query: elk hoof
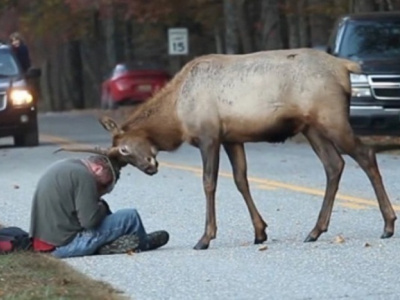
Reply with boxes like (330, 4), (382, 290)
(304, 235), (318, 243)
(381, 231), (394, 239)
(254, 238), (266, 244)
(193, 241), (210, 250)
(254, 233), (268, 244)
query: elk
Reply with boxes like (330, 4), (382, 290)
(57, 48), (400, 250)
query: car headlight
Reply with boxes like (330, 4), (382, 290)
(350, 74), (368, 83)
(10, 89), (33, 106)
(352, 87), (371, 97)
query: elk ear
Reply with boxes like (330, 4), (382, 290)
(99, 116), (123, 136)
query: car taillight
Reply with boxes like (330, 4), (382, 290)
(115, 79), (131, 90)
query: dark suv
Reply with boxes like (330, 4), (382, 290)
(0, 43), (41, 146)
(326, 11), (400, 135)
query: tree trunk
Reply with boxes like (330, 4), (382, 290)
(257, 0), (285, 50)
(124, 20), (135, 61)
(224, 0), (239, 54)
(103, 12), (117, 70)
(68, 40), (84, 109)
(285, 0), (300, 48)
(236, 0), (253, 53)
(350, 0), (377, 12)
(214, 24), (224, 54)
(278, 0), (290, 49)
(297, 0), (311, 47)
(52, 47), (65, 111)
(40, 60), (52, 111)
(80, 39), (104, 108)
(379, 0), (394, 10)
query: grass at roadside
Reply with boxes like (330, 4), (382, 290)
(0, 251), (127, 300)
(0, 224), (127, 300)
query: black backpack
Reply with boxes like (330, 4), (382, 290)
(0, 226), (32, 254)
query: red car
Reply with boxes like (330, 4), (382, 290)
(101, 61), (170, 109)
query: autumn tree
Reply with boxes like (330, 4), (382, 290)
(0, 0), (397, 111)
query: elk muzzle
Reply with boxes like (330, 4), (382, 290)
(143, 156), (158, 175)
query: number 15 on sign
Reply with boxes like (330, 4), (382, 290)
(168, 28), (189, 55)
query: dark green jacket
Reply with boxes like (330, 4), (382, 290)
(29, 158), (108, 246)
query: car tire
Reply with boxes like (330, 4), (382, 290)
(101, 90), (117, 110)
(14, 123), (39, 147)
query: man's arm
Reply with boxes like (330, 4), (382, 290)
(74, 176), (108, 230)
(99, 198), (112, 215)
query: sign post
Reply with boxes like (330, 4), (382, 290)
(168, 28), (189, 56)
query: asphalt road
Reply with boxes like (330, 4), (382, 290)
(2, 110), (400, 300)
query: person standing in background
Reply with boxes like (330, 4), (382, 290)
(9, 32), (31, 73)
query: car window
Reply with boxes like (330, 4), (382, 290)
(339, 20), (400, 59)
(0, 51), (19, 76)
(111, 64), (128, 78)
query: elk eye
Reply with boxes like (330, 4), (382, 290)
(146, 157), (152, 163)
(119, 145), (130, 156)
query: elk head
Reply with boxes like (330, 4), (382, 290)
(98, 116), (159, 176)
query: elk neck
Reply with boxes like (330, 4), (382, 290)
(122, 88), (184, 151)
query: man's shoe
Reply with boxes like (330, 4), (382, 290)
(97, 234), (140, 255)
(142, 230), (169, 251)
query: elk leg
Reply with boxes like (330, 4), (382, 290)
(303, 127), (345, 242)
(223, 142), (268, 244)
(194, 137), (221, 250)
(328, 128), (397, 239)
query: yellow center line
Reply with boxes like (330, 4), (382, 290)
(189, 167), (367, 208)
(40, 134), (93, 148)
(40, 134), (400, 211)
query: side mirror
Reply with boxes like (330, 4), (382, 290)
(26, 67), (41, 78)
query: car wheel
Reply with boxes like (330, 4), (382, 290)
(101, 90), (117, 110)
(14, 123), (39, 147)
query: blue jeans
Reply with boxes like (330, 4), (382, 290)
(51, 208), (148, 258)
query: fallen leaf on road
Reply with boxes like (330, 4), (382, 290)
(334, 235), (345, 244)
(126, 250), (135, 255)
(258, 245), (268, 251)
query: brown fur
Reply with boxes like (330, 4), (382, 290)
(97, 48), (399, 250)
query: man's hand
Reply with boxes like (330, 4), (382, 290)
(99, 198), (112, 215)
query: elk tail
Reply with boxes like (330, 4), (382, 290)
(338, 57), (363, 74)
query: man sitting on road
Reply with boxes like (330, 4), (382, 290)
(29, 155), (169, 258)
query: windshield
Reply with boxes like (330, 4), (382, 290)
(0, 51), (19, 76)
(339, 20), (400, 59)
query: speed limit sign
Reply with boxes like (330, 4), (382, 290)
(168, 28), (189, 55)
